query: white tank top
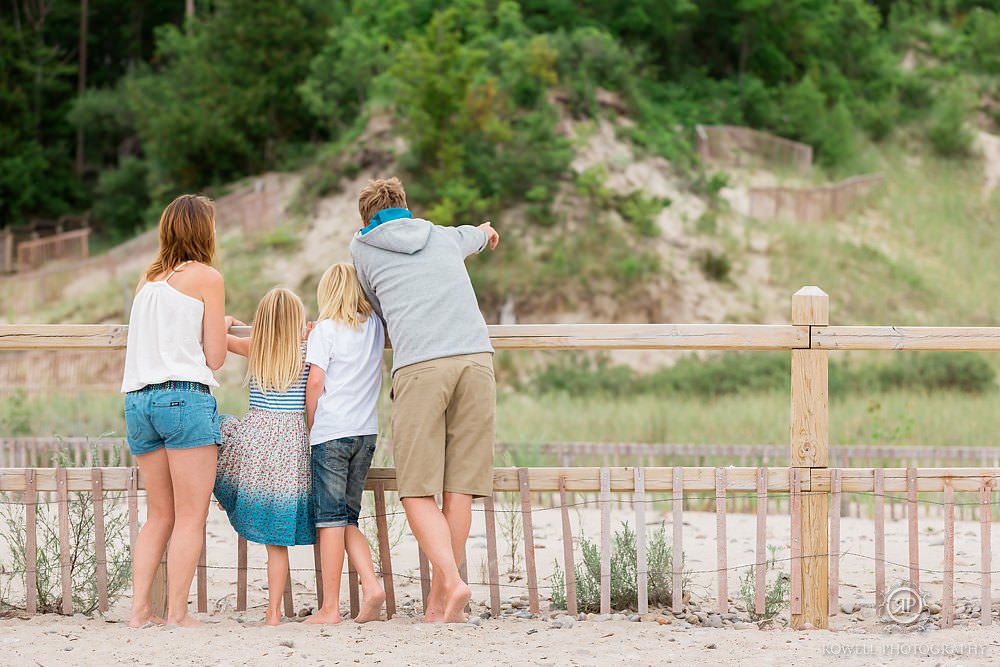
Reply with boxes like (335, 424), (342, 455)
(120, 262), (219, 393)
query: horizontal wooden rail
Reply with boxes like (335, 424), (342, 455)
(12, 322), (1000, 352)
(0, 323), (810, 351)
(0, 466), (806, 493)
(11, 465), (996, 494)
(812, 326), (1000, 351)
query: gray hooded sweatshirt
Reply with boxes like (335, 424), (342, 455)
(350, 217), (493, 374)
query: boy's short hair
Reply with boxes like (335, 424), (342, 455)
(358, 177), (408, 225)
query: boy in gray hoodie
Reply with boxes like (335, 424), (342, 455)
(350, 177), (499, 623)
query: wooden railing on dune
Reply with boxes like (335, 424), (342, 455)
(4, 286), (1000, 630)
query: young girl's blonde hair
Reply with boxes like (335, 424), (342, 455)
(145, 194), (216, 281)
(247, 288), (306, 393)
(316, 263), (372, 329)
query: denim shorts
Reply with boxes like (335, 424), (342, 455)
(124, 388), (221, 456)
(311, 435), (377, 528)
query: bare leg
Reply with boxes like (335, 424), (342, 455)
(264, 545), (289, 626)
(164, 445), (217, 627)
(402, 496), (470, 623)
(442, 492), (472, 570)
(304, 527), (345, 624)
(129, 449), (173, 628)
(345, 526), (385, 622)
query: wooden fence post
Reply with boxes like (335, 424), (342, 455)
(790, 286), (829, 630)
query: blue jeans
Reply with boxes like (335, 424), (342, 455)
(311, 435), (377, 528)
(125, 389), (221, 456)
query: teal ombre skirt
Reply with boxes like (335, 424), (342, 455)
(214, 408), (315, 546)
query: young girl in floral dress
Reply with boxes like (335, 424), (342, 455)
(213, 287), (314, 625)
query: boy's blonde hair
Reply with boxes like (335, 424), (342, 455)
(316, 263), (372, 329)
(145, 194), (216, 281)
(358, 177), (407, 226)
(247, 288), (306, 393)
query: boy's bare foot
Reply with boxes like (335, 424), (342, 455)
(442, 582), (471, 624)
(127, 609), (165, 628)
(303, 608), (341, 625)
(354, 587), (386, 623)
(167, 614), (203, 628)
(265, 609), (282, 626)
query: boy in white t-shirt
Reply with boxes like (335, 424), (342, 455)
(303, 263), (386, 625)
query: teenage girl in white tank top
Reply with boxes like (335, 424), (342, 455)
(122, 194), (235, 629)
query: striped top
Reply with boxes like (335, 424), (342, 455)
(248, 348), (308, 413)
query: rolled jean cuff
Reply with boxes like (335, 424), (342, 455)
(315, 520), (351, 528)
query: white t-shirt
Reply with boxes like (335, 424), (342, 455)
(305, 316), (384, 445)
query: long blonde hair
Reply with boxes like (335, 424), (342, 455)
(247, 288), (306, 393)
(145, 194), (216, 281)
(316, 263), (372, 329)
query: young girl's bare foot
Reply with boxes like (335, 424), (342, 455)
(127, 608), (165, 628)
(354, 587), (386, 623)
(303, 608), (341, 625)
(265, 609), (282, 626)
(442, 582), (471, 623)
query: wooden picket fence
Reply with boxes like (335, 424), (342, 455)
(749, 173), (884, 222)
(695, 125), (813, 171)
(7, 285), (1000, 629)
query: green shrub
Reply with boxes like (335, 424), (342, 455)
(698, 250), (731, 282)
(531, 351), (996, 399)
(92, 157), (152, 239)
(926, 85), (974, 158)
(737, 545), (789, 622)
(551, 522), (679, 613)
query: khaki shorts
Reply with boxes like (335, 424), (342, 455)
(391, 353), (496, 498)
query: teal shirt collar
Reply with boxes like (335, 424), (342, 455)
(361, 207), (411, 235)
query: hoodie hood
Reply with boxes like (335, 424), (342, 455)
(355, 217), (432, 255)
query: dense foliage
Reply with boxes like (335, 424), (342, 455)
(3, 1), (1000, 237)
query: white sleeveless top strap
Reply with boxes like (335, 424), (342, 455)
(120, 263), (219, 392)
(164, 260), (193, 281)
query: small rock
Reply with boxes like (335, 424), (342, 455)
(840, 602), (860, 615)
(928, 603), (942, 615)
(297, 608), (311, 618)
(706, 615), (723, 628)
(467, 616), (482, 627)
(611, 613), (625, 621)
(595, 614), (612, 622)
(706, 643), (717, 650)
(577, 613), (586, 621)
(655, 616), (671, 625)
(628, 614), (640, 623)
(686, 614), (700, 625)
(551, 616), (575, 629)
(480, 611), (491, 620)
(734, 622), (755, 630)
(64, 647), (74, 652)
(527, 629), (538, 635)
(279, 640), (294, 649)
(513, 610), (533, 619)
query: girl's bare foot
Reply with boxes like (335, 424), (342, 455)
(265, 609), (282, 626)
(303, 608), (341, 625)
(354, 587), (386, 623)
(127, 609), (165, 629)
(442, 582), (471, 624)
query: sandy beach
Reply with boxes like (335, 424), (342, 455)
(3, 501), (1000, 665)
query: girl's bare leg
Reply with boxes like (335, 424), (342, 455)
(128, 449), (174, 628)
(265, 545), (289, 626)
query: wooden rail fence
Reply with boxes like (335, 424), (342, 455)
(7, 286), (1000, 629)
